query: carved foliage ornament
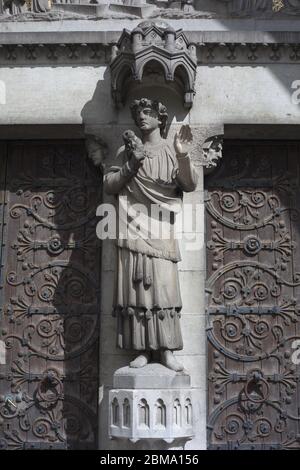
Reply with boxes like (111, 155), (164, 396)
(110, 21), (197, 109)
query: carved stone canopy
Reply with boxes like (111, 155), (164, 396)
(110, 21), (197, 109)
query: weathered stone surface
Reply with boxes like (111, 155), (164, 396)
(113, 363), (191, 389)
(178, 271), (206, 314)
(109, 364), (194, 442)
(3, 0), (300, 22)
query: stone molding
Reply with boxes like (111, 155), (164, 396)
(197, 42), (300, 64)
(0, 42), (109, 64)
(0, 40), (300, 65)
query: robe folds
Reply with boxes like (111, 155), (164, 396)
(104, 140), (198, 351)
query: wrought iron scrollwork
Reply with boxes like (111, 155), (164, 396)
(206, 141), (300, 449)
(0, 141), (101, 449)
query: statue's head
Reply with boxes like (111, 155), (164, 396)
(130, 98), (168, 137)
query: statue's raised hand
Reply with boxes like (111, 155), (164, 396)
(174, 125), (193, 158)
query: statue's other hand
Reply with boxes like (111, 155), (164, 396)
(132, 146), (146, 162)
(128, 146), (146, 172)
(174, 125), (193, 158)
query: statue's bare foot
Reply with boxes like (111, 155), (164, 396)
(130, 353), (150, 368)
(161, 350), (184, 372)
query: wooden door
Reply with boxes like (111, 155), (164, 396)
(206, 141), (300, 450)
(0, 141), (101, 449)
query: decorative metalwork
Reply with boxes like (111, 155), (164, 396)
(206, 141), (300, 449)
(0, 141), (101, 449)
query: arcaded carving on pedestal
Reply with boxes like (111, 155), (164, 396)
(110, 21), (197, 109)
(103, 98), (199, 372)
(109, 364), (194, 443)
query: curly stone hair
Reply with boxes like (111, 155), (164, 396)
(130, 98), (168, 137)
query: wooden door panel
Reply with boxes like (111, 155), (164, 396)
(206, 141), (300, 450)
(0, 141), (101, 450)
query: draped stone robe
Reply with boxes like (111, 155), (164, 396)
(104, 140), (198, 352)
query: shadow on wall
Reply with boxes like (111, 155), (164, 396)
(50, 142), (102, 450)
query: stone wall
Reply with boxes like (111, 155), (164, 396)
(0, 63), (299, 126)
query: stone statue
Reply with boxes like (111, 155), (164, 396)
(104, 98), (198, 372)
(0, 0), (50, 14)
(218, 0), (300, 15)
(31, 0), (50, 13)
(1, 0), (27, 14)
(284, 0), (300, 12)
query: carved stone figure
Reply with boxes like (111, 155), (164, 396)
(284, 0), (300, 11)
(1, 0), (27, 15)
(31, 0), (50, 13)
(0, 0), (50, 14)
(104, 98), (198, 372)
(218, 0), (300, 15)
(86, 134), (108, 171)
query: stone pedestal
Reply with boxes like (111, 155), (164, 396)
(109, 364), (194, 444)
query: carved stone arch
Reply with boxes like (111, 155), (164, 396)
(110, 21), (197, 109)
(111, 60), (135, 109)
(137, 56), (171, 83)
(173, 63), (195, 107)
